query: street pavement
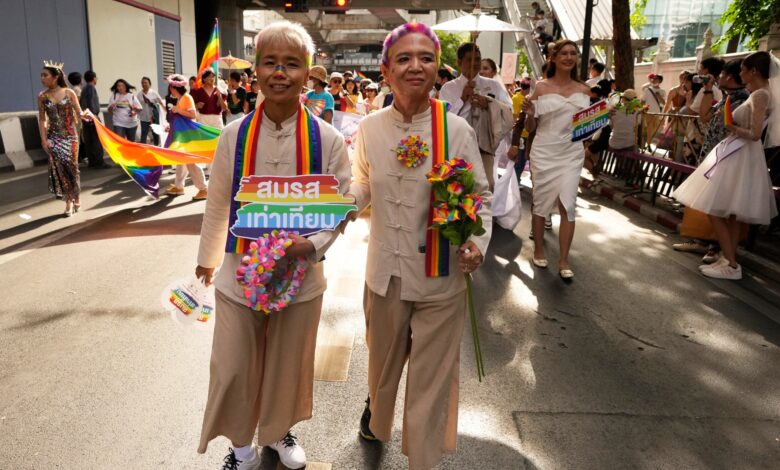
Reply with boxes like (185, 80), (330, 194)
(1, 167), (779, 469)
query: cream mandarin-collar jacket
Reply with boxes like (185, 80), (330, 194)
(350, 103), (493, 302)
(198, 109), (351, 306)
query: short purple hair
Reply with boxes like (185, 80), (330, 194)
(381, 22), (441, 66)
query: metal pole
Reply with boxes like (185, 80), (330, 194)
(580, 0), (594, 81)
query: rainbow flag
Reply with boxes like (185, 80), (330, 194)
(164, 114), (221, 157)
(723, 95), (733, 127)
(92, 119), (213, 198)
(355, 70), (368, 80)
(195, 19), (219, 89)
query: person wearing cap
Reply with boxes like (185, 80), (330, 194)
(328, 71), (345, 112)
(346, 22), (491, 469)
(305, 65), (335, 123)
(195, 20), (351, 469)
(363, 83), (380, 114)
(640, 73), (666, 147)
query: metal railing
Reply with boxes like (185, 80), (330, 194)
(638, 112), (706, 165)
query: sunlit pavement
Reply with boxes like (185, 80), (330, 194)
(1, 170), (779, 469)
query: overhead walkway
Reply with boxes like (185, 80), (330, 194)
(507, 0), (652, 79)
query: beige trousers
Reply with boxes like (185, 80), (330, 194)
(198, 290), (323, 453)
(364, 277), (466, 470)
(481, 152), (495, 191)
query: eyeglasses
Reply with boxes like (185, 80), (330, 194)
(332, 79), (342, 84)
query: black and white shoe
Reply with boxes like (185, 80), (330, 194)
(269, 431), (306, 469)
(359, 396), (377, 441)
(221, 446), (260, 470)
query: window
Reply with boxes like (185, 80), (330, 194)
(161, 40), (176, 76)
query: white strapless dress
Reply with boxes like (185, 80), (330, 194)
(529, 93), (590, 221)
(673, 89), (777, 225)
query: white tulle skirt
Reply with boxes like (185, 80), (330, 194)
(673, 139), (777, 225)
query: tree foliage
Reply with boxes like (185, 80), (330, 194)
(629, 0), (649, 32)
(717, 0), (780, 49)
(438, 32), (468, 69)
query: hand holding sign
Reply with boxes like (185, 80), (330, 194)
(230, 174), (357, 240)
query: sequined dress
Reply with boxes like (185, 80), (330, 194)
(43, 94), (80, 200)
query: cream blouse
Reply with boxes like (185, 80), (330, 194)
(198, 109), (352, 305)
(350, 104), (492, 302)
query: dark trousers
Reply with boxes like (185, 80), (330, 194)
(140, 121), (159, 145)
(114, 125), (137, 142)
(82, 122), (105, 167)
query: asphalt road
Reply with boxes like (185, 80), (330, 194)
(1, 168), (779, 469)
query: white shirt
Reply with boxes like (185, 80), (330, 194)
(690, 85), (723, 114)
(641, 85), (666, 113)
(137, 89), (162, 122)
(109, 92), (142, 128)
(439, 74), (512, 124)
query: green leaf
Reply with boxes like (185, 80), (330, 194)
(462, 172), (475, 193)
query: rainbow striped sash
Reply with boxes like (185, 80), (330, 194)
(225, 102), (322, 253)
(425, 98), (450, 277)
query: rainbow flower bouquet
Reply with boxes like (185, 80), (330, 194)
(427, 158), (487, 381)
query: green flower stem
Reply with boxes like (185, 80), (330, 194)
(465, 273), (485, 382)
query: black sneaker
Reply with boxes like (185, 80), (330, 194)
(359, 396), (377, 441)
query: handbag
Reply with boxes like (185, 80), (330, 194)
(492, 157), (522, 230)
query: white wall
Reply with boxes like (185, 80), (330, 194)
(179, 0), (197, 78)
(87, 0), (158, 101)
(86, 0), (196, 100)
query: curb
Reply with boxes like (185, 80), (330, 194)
(579, 176), (780, 285)
(579, 177), (681, 231)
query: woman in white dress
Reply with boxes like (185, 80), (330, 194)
(523, 39), (591, 279)
(673, 51), (779, 280)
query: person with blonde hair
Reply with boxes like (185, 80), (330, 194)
(195, 20), (351, 469)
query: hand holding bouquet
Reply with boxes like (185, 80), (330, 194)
(427, 158), (487, 381)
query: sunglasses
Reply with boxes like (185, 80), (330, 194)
(331, 79), (342, 84)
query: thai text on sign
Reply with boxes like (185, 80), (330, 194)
(571, 100), (609, 142)
(229, 175), (357, 239)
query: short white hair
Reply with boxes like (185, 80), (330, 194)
(254, 21), (315, 67)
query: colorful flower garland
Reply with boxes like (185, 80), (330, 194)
(396, 135), (430, 168)
(235, 230), (308, 314)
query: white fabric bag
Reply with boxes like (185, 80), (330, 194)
(492, 156), (522, 230)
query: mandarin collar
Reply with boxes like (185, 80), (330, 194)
(388, 101), (432, 126)
(262, 108), (299, 135)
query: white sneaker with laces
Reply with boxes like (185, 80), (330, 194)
(699, 256), (727, 271)
(269, 431), (306, 469)
(221, 445), (261, 470)
(701, 262), (742, 280)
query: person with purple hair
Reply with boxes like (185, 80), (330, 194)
(347, 22), (492, 469)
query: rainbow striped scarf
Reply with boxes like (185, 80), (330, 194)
(225, 102), (322, 253)
(425, 98), (450, 277)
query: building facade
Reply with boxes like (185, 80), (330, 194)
(0, 0), (197, 114)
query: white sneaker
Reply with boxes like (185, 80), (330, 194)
(269, 431), (306, 469)
(701, 262), (742, 280)
(221, 445), (261, 470)
(699, 256), (727, 271)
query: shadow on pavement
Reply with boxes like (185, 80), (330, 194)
(0, 213), (65, 241)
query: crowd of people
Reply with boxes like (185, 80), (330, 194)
(34, 13), (778, 469)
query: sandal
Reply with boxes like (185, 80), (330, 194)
(533, 258), (548, 268)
